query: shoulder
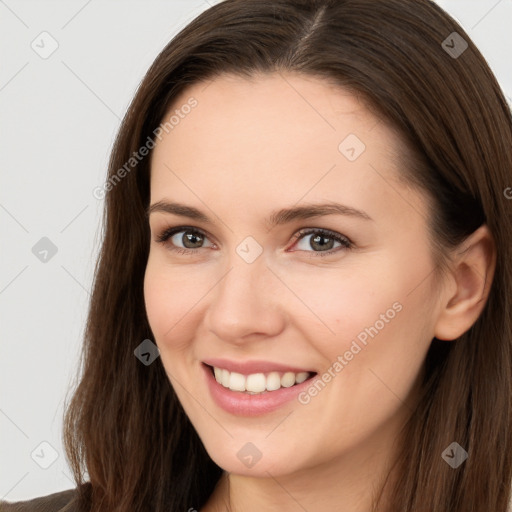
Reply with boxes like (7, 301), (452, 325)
(0, 488), (79, 512)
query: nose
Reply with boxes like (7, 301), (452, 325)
(204, 255), (286, 345)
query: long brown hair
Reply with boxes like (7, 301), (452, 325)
(63, 1), (512, 510)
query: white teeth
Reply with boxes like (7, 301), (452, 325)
(266, 371), (281, 391)
(295, 372), (309, 384)
(246, 373), (266, 393)
(281, 372), (296, 388)
(229, 372), (246, 392)
(221, 368), (230, 388)
(212, 366), (312, 393)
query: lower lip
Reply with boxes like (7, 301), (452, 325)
(202, 363), (316, 416)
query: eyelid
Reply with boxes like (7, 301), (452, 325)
(154, 225), (353, 256)
(291, 227), (352, 246)
(155, 225), (216, 247)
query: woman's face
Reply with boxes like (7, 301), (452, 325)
(144, 73), (444, 478)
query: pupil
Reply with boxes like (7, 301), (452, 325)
(184, 232), (202, 248)
(312, 234), (333, 251)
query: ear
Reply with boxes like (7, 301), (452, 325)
(434, 224), (496, 341)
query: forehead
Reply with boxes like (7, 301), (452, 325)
(152, 73), (399, 177)
(164, 72), (380, 141)
(149, 72), (428, 231)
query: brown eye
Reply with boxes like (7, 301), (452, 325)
(155, 227), (214, 254)
(291, 228), (352, 257)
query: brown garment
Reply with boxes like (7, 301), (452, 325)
(0, 488), (78, 512)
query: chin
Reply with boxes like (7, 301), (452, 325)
(200, 436), (307, 477)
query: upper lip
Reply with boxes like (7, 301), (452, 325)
(203, 358), (316, 375)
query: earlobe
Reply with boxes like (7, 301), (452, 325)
(433, 225), (496, 341)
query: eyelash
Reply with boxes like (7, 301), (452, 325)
(155, 226), (353, 258)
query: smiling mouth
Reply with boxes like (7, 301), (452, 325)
(205, 363), (317, 395)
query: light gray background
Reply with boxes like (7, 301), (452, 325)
(1, 0), (511, 502)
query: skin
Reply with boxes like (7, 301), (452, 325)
(143, 72), (496, 512)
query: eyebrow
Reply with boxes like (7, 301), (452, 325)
(146, 200), (373, 227)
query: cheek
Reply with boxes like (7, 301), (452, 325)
(310, 254), (436, 416)
(277, 262), (398, 348)
(293, 279), (433, 454)
(143, 259), (196, 354)
(144, 240), (435, 364)
(144, 263), (168, 336)
(294, 247), (435, 378)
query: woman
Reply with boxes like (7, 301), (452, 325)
(3, 0), (511, 510)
